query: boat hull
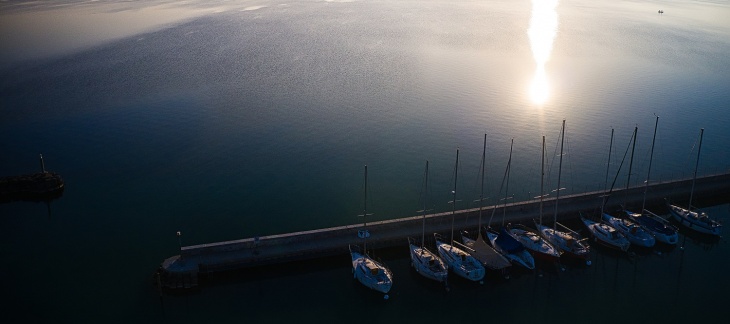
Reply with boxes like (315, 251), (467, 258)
(409, 244), (448, 283)
(351, 250), (393, 294)
(435, 240), (485, 282)
(668, 204), (722, 236)
(581, 217), (630, 252)
(509, 227), (561, 262)
(485, 229), (535, 270)
(534, 223), (590, 261)
(602, 213), (655, 248)
(625, 211), (678, 245)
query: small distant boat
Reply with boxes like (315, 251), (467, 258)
(350, 165), (393, 299)
(667, 129), (722, 236)
(486, 227), (536, 270)
(602, 213), (655, 248)
(0, 154), (64, 203)
(581, 215), (630, 252)
(435, 148), (486, 282)
(408, 161), (448, 285)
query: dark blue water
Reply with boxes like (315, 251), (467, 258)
(1, 1), (729, 323)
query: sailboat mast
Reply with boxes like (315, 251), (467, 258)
(553, 119), (565, 228)
(540, 135), (545, 225)
(478, 134), (486, 234)
(363, 164), (368, 253)
(422, 161), (429, 249)
(624, 126), (638, 206)
(451, 148), (459, 246)
(502, 139), (513, 227)
(642, 115), (659, 213)
(601, 128), (614, 215)
(688, 128), (704, 210)
(604, 128), (614, 192)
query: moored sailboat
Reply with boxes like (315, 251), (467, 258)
(534, 121), (590, 262)
(460, 134), (511, 274)
(408, 161), (449, 285)
(581, 214), (630, 252)
(350, 165), (393, 299)
(623, 115), (671, 245)
(511, 135), (560, 262)
(485, 139), (535, 270)
(435, 148), (486, 282)
(667, 128), (722, 236)
(601, 124), (655, 248)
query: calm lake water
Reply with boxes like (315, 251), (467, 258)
(1, 0), (729, 323)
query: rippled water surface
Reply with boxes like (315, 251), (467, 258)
(1, 0), (729, 323)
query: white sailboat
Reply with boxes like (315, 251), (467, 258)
(408, 160), (449, 285)
(601, 213), (655, 248)
(535, 120), (590, 263)
(625, 115), (678, 245)
(580, 215), (631, 251)
(602, 125), (655, 248)
(667, 128), (722, 236)
(350, 165), (393, 299)
(460, 134), (512, 274)
(485, 139), (535, 270)
(435, 148), (486, 282)
(511, 135), (560, 262)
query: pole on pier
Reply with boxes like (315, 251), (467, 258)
(176, 231), (182, 259)
(39, 154), (46, 173)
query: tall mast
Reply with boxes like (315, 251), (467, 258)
(478, 134), (486, 237)
(539, 135), (545, 226)
(604, 128), (614, 192)
(642, 115), (659, 213)
(363, 165), (368, 252)
(553, 119), (565, 228)
(688, 128), (704, 210)
(502, 139), (514, 226)
(450, 148), (460, 246)
(624, 126), (638, 206)
(421, 160), (429, 249)
(601, 128), (614, 215)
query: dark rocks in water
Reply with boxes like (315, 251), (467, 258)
(0, 172), (65, 203)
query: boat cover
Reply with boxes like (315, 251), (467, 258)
(496, 228), (524, 254)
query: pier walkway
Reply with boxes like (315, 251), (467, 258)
(157, 172), (730, 289)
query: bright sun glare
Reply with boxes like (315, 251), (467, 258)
(528, 0), (559, 105)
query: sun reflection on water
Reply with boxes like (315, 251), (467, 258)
(528, 0), (559, 105)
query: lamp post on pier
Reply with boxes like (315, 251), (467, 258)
(176, 231), (182, 260)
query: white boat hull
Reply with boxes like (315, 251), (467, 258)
(435, 239), (485, 282)
(351, 250), (393, 294)
(534, 223), (590, 260)
(602, 213), (655, 248)
(409, 244), (448, 283)
(581, 217), (630, 252)
(509, 227), (561, 261)
(668, 204), (722, 236)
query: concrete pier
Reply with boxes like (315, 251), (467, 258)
(156, 172), (730, 289)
